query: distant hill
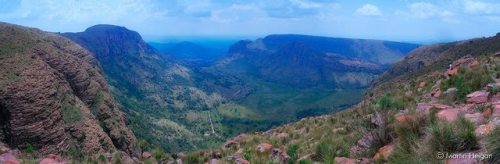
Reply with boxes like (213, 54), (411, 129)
(150, 41), (227, 67)
(214, 34), (419, 89)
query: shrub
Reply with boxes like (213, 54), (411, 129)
(243, 148), (252, 160)
(25, 144), (34, 154)
(486, 127), (500, 163)
(429, 117), (478, 153)
(287, 144), (300, 162)
(376, 94), (403, 111)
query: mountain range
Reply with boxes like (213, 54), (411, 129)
(4, 22), (498, 164)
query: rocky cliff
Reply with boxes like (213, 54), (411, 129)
(0, 22), (136, 155)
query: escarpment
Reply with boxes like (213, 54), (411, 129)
(0, 22), (136, 155)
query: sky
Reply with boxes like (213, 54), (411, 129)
(0, 0), (499, 43)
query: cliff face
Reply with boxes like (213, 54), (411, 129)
(0, 22), (136, 154)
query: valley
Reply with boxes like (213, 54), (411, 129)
(0, 19), (498, 164)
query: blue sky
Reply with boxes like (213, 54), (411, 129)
(0, 0), (499, 43)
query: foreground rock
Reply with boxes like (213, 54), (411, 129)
(0, 22), (136, 154)
(0, 152), (19, 164)
(467, 91), (489, 104)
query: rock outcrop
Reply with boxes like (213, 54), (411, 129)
(0, 22), (135, 155)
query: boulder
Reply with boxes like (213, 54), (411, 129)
(493, 101), (500, 118)
(475, 122), (495, 138)
(0, 152), (19, 164)
(444, 88), (457, 95)
(487, 83), (500, 92)
(482, 107), (492, 118)
(235, 158), (250, 164)
(437, 109), (459, 122)
(39, 154), (66, 164)
(419, 81), (426, 88)
(373, 144), (394, 160)
(256, 143), (273, 152)
(371, 112), (384, 127)
(350, 132), (376, 157)
(467, 91), (489, 104)
(142, 151), (152, 159)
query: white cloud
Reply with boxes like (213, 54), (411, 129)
(290, 0), (322, 9)
(408, 2), (455, 20)
(463, 0), (500, 14)
(355, 4), (382, 16)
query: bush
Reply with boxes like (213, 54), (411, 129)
(287, 144), (300, 162)
(429, 117), (478, 153)
(376, 94), (403, 111)
(486, 127), (500, 163)
(25, 143), (34, 154)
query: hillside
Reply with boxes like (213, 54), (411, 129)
(62, 25), (227, 152)
(150, 41), (225, 67)
(180, 35), (500, 164)
(0, 22), (136, 161)
(195, 35), (419, 130)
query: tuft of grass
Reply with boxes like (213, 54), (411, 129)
(429, 117), (478, 153)
(486, 127), (500, 163)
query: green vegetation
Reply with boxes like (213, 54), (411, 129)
(62, 97), (83, 124)
(441, 66), (494, 102)
(487, 127), (500, 163)
(429, 117), (478, 153)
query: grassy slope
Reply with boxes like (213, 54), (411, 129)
(177, 50), (500, 163)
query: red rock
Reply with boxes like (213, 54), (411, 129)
(235, 158), (250, 164)
(482, 107), (492, 118)
(467, 91), (489, 104)
(475, 122), (495, 137)
(142, 151), (152, 159)
(373, 144), (394, 160)
(334, 157), (357, 164)
(447, 69), (458, 76)
(0, 152), (19, 164)
(257, 143), (272, 152)
(438, 109), (460, 122)
(39, 154), (66, 164)
(493, 101), (500, 117)
(419, 81), (426, 88)
(396, 114), (416, 123)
